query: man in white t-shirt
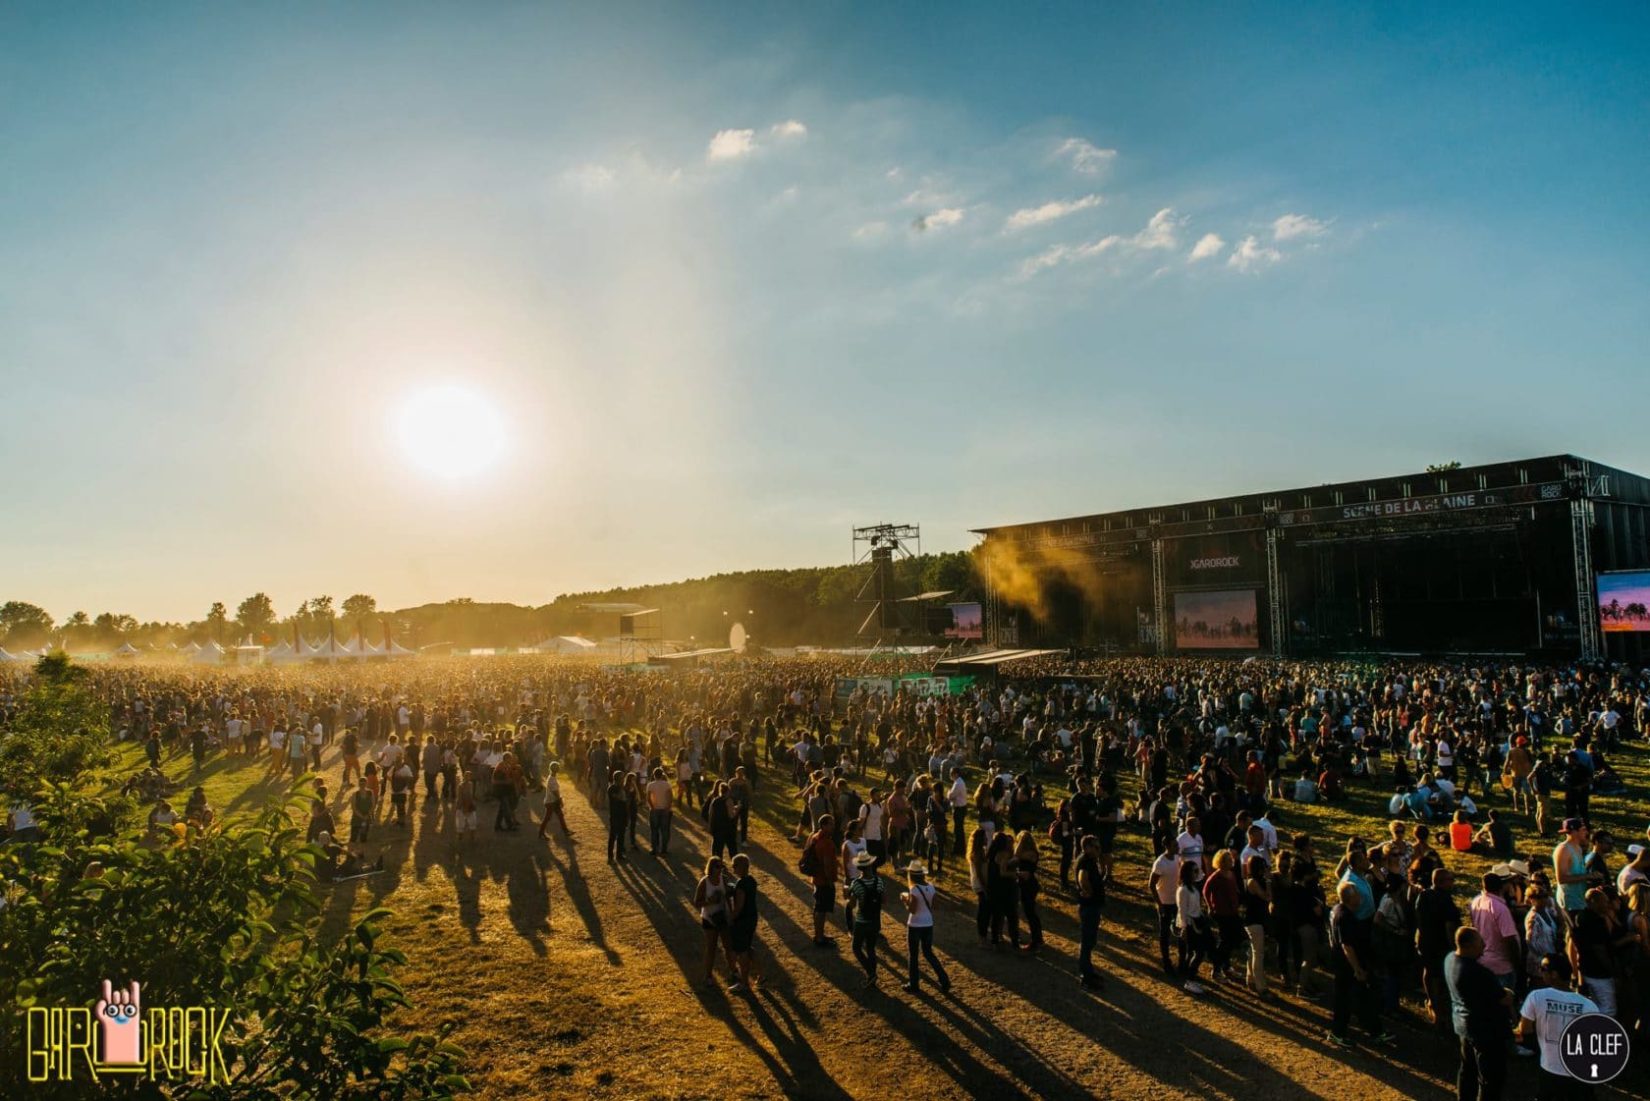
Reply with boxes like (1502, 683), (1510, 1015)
(645, 768), (674, 856)
(947, 769), (969, 856)
(1518, 954), (1597, 1091)
(1176, 818), (1206, 876)
(1148, 836), (1182, 972)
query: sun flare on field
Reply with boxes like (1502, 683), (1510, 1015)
(395, 384), (507, 480)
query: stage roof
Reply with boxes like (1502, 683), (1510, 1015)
(971, 454), (1649, 537)
(896, 590), (955, 603)
(934, 648), (1064, 671)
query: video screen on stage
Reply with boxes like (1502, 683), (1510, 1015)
(1173, 590), (1259, 649)
(1598, 571), (1650, 633)
(944, 602), (984, 640)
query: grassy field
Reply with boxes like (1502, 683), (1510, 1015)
(117, 734), (1650, 1101)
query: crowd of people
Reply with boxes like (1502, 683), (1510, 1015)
(3, 652), (1648, 1097)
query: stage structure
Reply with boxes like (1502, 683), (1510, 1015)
(575, 602), (667, 662)
(853, 523), (920, 638)
(974, 455), (1650, 661)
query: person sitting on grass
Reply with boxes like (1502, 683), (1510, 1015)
(1473, 809), (1514, 860)
(1293, 771), (1319, 804)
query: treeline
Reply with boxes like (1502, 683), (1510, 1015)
(0, 550), (985, 652)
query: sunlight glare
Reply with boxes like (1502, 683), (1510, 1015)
(395, 384), (507, 480)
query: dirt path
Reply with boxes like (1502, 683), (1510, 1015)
(318, 765), (1535, 1101)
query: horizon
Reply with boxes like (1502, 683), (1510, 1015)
(4, 3), (1648, 623)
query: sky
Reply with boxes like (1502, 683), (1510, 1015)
(2, 3), (1648, 624)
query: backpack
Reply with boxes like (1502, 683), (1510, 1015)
(799, 839), (820, 878)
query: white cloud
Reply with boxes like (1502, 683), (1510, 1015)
(1017, 234), (1120, 278)
(1004, 194), (1103, 232)
(1272, 213), (1329, 241)
(770, 119), (808, 139)
(1188, 233), (1225, 262)
(1228, 235), (1283, 273)
(1132, 208), (1182, 250)
(1056, 137), (1117, 175)
(1014, 207), (1179, 278)
(912, 207), (965, 232)
(706, 128), (756, 161)
(563, 163), (616, 191)
(853, 221), (888, 240)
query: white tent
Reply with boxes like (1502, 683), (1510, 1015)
(342, 634), (383, 657)
(113, 642), (141, 659)
(180, 640), (203, 654)
(535, 635), (598, 655)
(0, 647), (25, 663)
(265, 639), (295, 660)
(310, 635), (355, 661)
(386, 640), (418, 659)
(191, 640), (227, 664)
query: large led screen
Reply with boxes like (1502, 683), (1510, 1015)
(945, 602), (984, 640)
(1173, 589), (1259, 650)
(1598, 571), (1650, 633)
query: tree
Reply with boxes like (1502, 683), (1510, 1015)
(0, 653), (112, 799)
(236, 592), (277, 638)
(207, 601), (229, 641)
(309, 595), (335, 623)
(65, 611), (90, 628)
(0, 601), (54, 647)
(91, 613), (137, 639)
(342, 594), (378, 637)
(1425, 461), (1462, 473)
(0, 665), (468, 1099)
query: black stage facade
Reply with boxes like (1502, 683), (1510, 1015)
(973, 455), (1650, 661)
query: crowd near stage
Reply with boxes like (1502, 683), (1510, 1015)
(975, 455), (1650, 663)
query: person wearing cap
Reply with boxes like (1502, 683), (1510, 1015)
(1617, 842), (1650, 896)
(1518, 954), (1598, 1099)
(1445, 926), (1513, 1101)
(1470, 871), (1520, 997)
(900, 860), (951, 994)
(847, 850), (885, 990)
(1554, 819), (1592, 918)
(1583, 830), (1615, 895)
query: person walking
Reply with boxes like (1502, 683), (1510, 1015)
(646, 767), (674, 856)
(537, 762), (572, 840)
(692, 857), (736, 987)
(726, 853), (763, 994)
(803, 815), (840, 946)
(901, 861), (951, 994)
(848, 850), (885, 990)
(606, 771), (628, 863)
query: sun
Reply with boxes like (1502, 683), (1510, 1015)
(395, 385), (507, 479)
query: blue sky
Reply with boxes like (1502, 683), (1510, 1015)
(2, 3), (1647, 622)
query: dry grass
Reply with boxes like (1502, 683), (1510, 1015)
(118, 736), (1650, 1101)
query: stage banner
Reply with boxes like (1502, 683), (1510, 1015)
(835, 676), (895, 701)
